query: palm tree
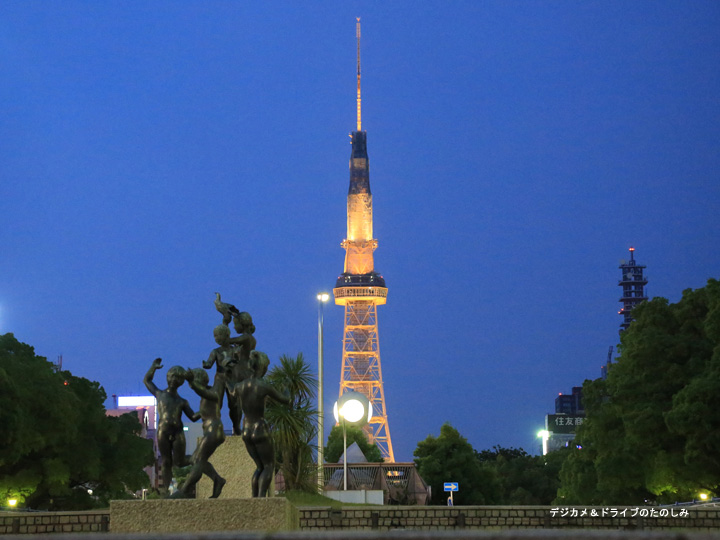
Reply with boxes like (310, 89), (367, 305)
(266, 353), (318, 493)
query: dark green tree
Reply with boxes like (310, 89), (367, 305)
(414, 423), (500, 505)
(476, 446), (568, 505)
(265, 353), (318, 493)
(325, 424), (383, 463)
(0, 333), (154, 509)
(558, 279), (720, 504)
(664, 279), (720, 493)
(555, 442), (602, 504)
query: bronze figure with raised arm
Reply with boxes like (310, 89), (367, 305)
(143, 358), (200, 495)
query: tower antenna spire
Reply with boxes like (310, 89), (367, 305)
(356, 17), (362, 132)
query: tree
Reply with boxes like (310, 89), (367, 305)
(265, 353), (318, 493)
(414, 423), (500, 505)
(663, 279), (720, 492)
(0, 333), (154, 509)
(325, 424), (383, 463)
(558, 279), (720, 504)
(476, 446), (568, 505)
(556, 440), (602, 505)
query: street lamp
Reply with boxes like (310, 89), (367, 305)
(316, 292), (330, 492)
(537, 430), (549, 456)
(334, 390), (371, 490)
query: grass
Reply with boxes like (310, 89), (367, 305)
(283, 490), (380, 508)
(283, 490), (344, 508)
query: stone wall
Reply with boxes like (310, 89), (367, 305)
(0, 510), (109, 534)
(2, 504), (719, 535)
(296, 505), (720, 532)
(109, 498), (296, 533)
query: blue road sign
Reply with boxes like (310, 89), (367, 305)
(444, 482), (459, 492)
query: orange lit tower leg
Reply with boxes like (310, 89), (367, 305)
(332, 18), (395, 463)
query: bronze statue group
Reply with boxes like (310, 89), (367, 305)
(143, 294), (289, 499)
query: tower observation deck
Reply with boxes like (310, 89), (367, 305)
(332, 19), (395, 462)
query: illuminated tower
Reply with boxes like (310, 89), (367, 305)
(618, 246), (648, 333)
(333, 19), (395, 463)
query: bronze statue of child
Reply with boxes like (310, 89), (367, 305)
(234, 350), (289, 497)
(173, 368), (227, 498)
(224, 312), (257, 435)
(202, 324), (235, 409)
(143, 358), (200, 495)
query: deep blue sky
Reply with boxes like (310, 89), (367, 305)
(2, 2), (719, 462)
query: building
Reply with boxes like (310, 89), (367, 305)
(618, 246), (648, 333)
(555, 386), (583, 415)
(106, 395), (159, 489)
(603, 247), (649, 377)
(540, 386), (586, 455)
(332, 19), (395, 462)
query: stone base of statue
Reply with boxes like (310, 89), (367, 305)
(110, 497), (295, 533)
(196, 435), (274, 499)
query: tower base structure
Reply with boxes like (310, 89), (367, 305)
(335, 277), (394, 463)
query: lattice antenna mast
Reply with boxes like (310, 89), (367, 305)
(618, 246), (648, 334)
(356, 18), (362, 132)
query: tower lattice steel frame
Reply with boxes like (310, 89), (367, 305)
(332, 19), (395, 462)
(618, 246), (648, 333)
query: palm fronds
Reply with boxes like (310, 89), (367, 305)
(266, 353), (319, 493)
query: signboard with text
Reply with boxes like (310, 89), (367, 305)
(547, 414), (584, 434)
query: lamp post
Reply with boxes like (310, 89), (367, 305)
(537, 429), (549, 456)
(316, 292), (330, 492)
(333, 390), (371, 490)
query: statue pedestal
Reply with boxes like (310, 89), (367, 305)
(110, 435), (288, 533)
(110, 498), (295, 533)
(196, 435), (274, 499)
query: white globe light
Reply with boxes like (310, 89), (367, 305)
(340, 399), (365, 423)
(333, 391), (370, 427)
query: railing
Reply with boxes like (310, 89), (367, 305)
(618, 275), (648, 284)
(333, 287), (388, 299)
(321, 463), (429, 505)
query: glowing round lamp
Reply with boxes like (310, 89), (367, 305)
(333, 390), (372, 491)
(7, 499), (17, 508)
(333, 391), (371, 427)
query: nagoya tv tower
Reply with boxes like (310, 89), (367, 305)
(333, 18), (395, 462)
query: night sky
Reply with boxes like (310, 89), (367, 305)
(2, 2), (719, 462)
